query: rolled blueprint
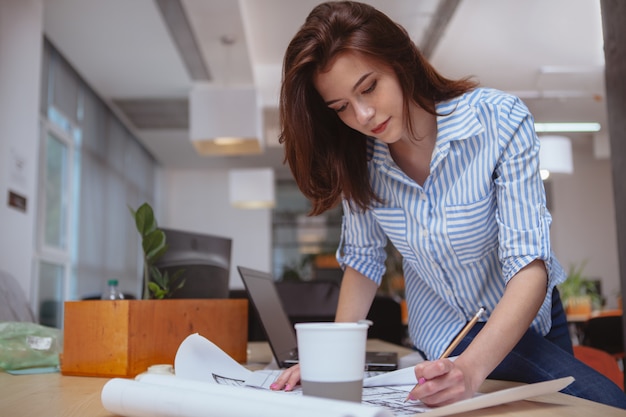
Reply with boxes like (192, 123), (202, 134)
(101, 375), (394, 417)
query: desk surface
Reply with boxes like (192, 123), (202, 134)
(567, 309), (623, 323)
(1, 340), (624, 417)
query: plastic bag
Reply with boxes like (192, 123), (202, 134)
(0, 321), (63, 370)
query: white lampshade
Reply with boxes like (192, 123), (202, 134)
(189, 84), (263, 155)
(229, 168), (275, 209)
(539, 135), (573, 180)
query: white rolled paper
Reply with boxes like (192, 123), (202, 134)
(101, 375), (393, 417)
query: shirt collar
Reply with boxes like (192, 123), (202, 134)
(435, 92), (485, 145)
(369, 92), (485, 167)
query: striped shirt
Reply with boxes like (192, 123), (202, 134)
(337, 88), (566, 360)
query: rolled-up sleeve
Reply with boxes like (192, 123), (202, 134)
(493, 97), (564, 288)
(336, 198), (388, 285)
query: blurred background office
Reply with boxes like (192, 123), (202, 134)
(0, 0), (624, 333)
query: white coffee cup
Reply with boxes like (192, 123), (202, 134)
(295, 322), (369, 402)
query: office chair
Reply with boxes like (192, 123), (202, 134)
(275, 281), (406, 345)
(153, 228), (232, 299)
(0, 270), (35, 322)
(160, 264), (230, 299)
(366, 295), (405, 345)
(574, 345), (624, 390)
(582, 315), (624, 361)
(275, 280), (340, 324)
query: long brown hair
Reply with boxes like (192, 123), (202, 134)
(280, 1), (477, 215)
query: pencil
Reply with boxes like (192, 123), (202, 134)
(404, 306), (486, 402)
(439, 306), (486, 359)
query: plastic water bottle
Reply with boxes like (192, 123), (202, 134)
(102, 279), (125, 300)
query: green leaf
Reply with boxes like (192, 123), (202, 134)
(558, 260), (603, 309)
(173, 279), (186, 292)
(147, 281), (159, 291)
(170, 268), (186, 282)
(148, 282), (165, 299)
(150, 243), (168, 264)
(130, 201), (187, 300)
(150, 266), (167, 288)
(143, 230), (166, 261)
(135, 202), (157, 238)
(170, 269), (186, 295)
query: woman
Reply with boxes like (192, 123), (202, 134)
(271, 0), (626, 409)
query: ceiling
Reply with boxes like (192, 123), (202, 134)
(43, 0), (607, 179)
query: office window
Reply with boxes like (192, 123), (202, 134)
(35, 120), (74, 329)
(35, 39), (157, 324)
(43, 132), (69, 249)
(37, 261), (65, 328)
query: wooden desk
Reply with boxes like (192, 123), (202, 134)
(1, 340), (624, 417)
(567, 309), (623, 324)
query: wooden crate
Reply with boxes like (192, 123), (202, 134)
(61, 299), (248, 377)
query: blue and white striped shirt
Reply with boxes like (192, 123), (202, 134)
(337, 88), (566, 360)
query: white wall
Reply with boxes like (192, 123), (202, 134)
(549, 138), (620, 308)
(0, 0), (43, 300)
(0, 1), (622, 309)
(160, 168), (272, 290)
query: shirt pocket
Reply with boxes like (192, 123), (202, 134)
(371, 208), (418, 263)
(446, 190), (498, 265)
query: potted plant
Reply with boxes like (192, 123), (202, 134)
(558, 261), (602, 316)
(61, 202), (249, 378)
(129, 202), (185, 299)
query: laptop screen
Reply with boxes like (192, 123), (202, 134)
(238, 266), (399, 371)
(238, 266), (299, 367)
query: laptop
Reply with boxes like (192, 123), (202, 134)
(237, 266), (398, 371)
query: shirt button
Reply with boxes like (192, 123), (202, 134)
(420, 194), (427, 201)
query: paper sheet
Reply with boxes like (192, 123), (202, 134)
(101, 333), (575, 417)
(172, 332), (425, 388)
(173, 331), (252, 384)
(173, 333), (418, 390)
(102, 375), (393, 417)
(417, 377), (575, 417)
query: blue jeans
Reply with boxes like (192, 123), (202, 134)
(449, 288), (626, 410)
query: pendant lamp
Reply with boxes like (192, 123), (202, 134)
(229, 168), (275, 209)
(189, 83), (263, 156)
(539, 135), (574, 180)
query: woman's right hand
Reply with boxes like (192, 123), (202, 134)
(270, 364), (301, 391)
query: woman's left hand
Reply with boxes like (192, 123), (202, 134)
(406, 358), (480, 407)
